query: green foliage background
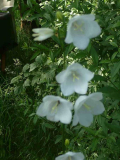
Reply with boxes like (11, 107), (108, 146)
(0, 0), (120, 160)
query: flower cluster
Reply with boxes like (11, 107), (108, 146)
(35, 14), (103, 160)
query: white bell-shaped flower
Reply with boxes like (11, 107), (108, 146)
(55, 151), (84, 160)
(56, 63), (94, 96)
(65, 14), (101, 50)
(32, 28), (54, 41)
(36, 95), (73, 124)
(73, 92), (105, 127)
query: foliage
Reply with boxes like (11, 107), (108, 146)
(1, 0), (120, 160)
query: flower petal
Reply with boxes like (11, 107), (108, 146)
(77, 106), (93, 127)
(72, 113), (79, 126)
(88, 92), (103, 101)
(34, 33), (53, 41)
(73, 152), (85, 160)
(60, 75), (74, 96)
(83, 21), (101, 38)
(43, 95), (59, 102)
(86, 99), (105, 115)
(65, 15), (81, 44)
(32, 28), (53, 33)
(80, 14), (95, 21)
(73, 34), (90, 50)
(55, 104), (72, 124)
(55, 153), (70, 160)
(74, 95), (87, 110)
(36, 102), (52, 117)
(56, 70), (70, 83)
(74, 79), (88, 94)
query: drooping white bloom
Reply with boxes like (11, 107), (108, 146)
(32, 28), (54, 41)
(65, 14), (101, 50)
(56, 63), (94, 96)
(36, 95), (73, 124)
(55, 151), (84, 160)
(73, 92), (105, 127)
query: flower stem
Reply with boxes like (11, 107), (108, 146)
(62, 124), (65, 153)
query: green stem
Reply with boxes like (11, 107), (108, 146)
(62, 124), (65, 153)
(63, 52), (66, 69)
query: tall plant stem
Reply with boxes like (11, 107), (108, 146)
(62, 124), (65, 153)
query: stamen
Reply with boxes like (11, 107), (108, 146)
(68, 156), (72, 160)
(73, 22), (84, 32)
(72, 73), (79, 82)
(51, 101), (60, 113)
(83, 103), (90, 110)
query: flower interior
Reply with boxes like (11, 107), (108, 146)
(71, 71), (79, 82)
(51, 100), (60, 113)
(73, 21), (84, 33)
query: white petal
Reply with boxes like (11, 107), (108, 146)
(74, 79), (88, 94)
(74, 95), (87, 110)
(72, 113), (79, 126)
(78, 67), (94, 82)
(59, 99), (73, 110)
(36, 102), (51, 117)
(43, 95), (59, 102)
(88, 92), (103, 101)
(55, 104), (72, 124)
(73, 34), (90, 50)
(78, 106), (93, 127)
(55, 154), (69, 160)
(80, 14), (95, 21)
(73, 152), (85, 160)
(32, 28), (54, 33)
(83, 21), (101, 38)
(68, 63), (94, 81)
(34, 33), (53, 41)
(86, 99), (105, 115)
(56, 70), (70, 83)
(65, 15), (81, 44)
(47, 115), (59, 122)
(60, 75), (74, 96)
(65, 30), (73, 44)
(67, 63), (82, 71)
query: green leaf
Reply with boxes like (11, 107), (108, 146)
(11, 76), (21, 84)
(98, 86), (120, 100)
(91, 47), (98, 65)
(55, 135), (62, 144)
(65, 44), (74, 56)
(111, 61), (120, 77)
(93, 75), (106, 82)
(111, 52), (118, 60)
(91, 138), (99, 151)
(23, 79), (30, 87)
(105, 122), (120, 134)
(23, 64), (30, 72)
(110, 42), (118, 47)
(44, 123), (55, 129)
(29, 62), (38, 72)
(100, 60), (111, 64)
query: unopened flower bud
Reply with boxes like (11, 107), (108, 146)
(65, 139), (70, 146)
(56, 11), (63, 20)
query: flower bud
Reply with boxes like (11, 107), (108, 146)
(65, 139), (70, 146)
(56, 11), (63, 20)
